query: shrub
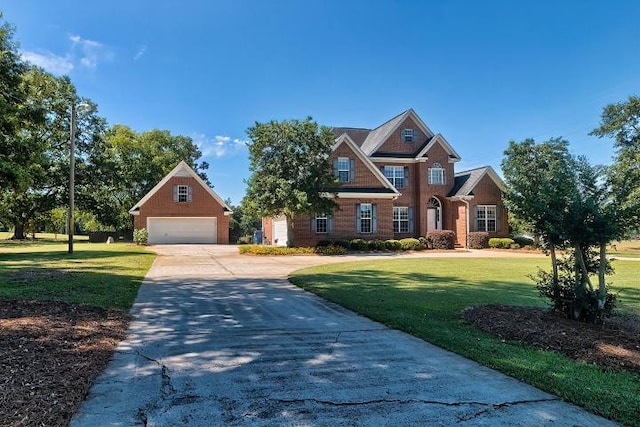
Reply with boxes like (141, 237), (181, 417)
(399, 238), (423, 251)
(385, 239), (402, 251)
(369, 239), (386, 251)
(238, 245), (315, 255)
(133, 228), (148, 245)
(531, 249), (617, 323)
(350, 238), (369, 251)
(510, 243), (521, 249)
(513, 235), (535, 247)
(316, 239), (333, 247)
(488, 238), (515, 249)
(314, 244), (347, 256)
(418, 236), (429, 249)
(237, 235), (252, 245)
(334, 239), (351, 250)
(425, 230), (456, 249)
(467, 232), (489, 249)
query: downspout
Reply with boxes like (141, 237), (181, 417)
(461, 198), (471, 249)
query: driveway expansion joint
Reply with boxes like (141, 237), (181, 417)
(271, 397), (559, 409)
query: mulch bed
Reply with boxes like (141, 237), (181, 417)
(464, 304), (640, 375)
(0, 298), (129, 427)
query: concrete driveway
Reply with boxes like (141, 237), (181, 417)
(71, 245), (614, 426)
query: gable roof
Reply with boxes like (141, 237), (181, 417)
(129, 161), (232, 215)
(330, 127), (370, 147)
(360, 109), (435, 156)
(332, 133), (400, 196)
(447, 166), (506, 198)
(415, 133), (461, 162)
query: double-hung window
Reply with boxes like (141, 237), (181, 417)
(403, 128), (414, 142)
(315, 213), (328, 233)
(173, 185), (192, 203)
(337, 157), (351, 183)
(393, 207), (410, 233)
(384, 165), (406, 189)
(476, 205), (497, 232)
(357, 203), (373, 233)
(428, 162), (445, 185)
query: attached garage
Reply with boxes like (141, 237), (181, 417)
(147, 217), (218, 244)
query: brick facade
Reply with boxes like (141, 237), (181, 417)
(133, 176), (230, 244)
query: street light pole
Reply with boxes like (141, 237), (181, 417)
(68, 103), (76, 254)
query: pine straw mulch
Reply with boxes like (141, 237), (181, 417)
(0, 298), (129, 427)
(463, 304), (640, 375)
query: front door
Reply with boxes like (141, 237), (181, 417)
(427, 197), (442, 231)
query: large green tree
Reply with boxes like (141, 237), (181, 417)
(82, 125), (208, 233)
(245, 117), (338, 246)
(590, 95), (640, 232)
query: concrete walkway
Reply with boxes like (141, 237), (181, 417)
(71, 246), (615, 426)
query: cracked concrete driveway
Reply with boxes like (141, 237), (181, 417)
(71, 245), (615, 426)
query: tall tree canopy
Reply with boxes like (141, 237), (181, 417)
(82, 125), (208, 232)
(245, 117), (338, 246)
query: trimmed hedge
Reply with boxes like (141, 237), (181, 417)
(399, 238), (423, 251)
(425, 230), (456, 249)
(488, 237), (515, 249)
(385, 239), (402, 250)
(314, 244), (348, 255)
(238, 245), (315, 255)
(468, 232), (489, 249)
(513, 235), (535, 247)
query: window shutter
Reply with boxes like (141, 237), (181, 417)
(496, 205), (501, 232)
(349, 159), (356, 182)
(328, 215), (334, 233)
(333, 159), (339, 177)
(187, 186), (193, 202)
(409, 207), (414, 233)
(403, 167), (409, 189)
(311, 215), (317, 233)
(372, 204), (378, 233)
(473, 206), (479, 231)
(173, 185), (178, 202)
(356, 204), (362, 233)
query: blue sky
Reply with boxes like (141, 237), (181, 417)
(4, 1), (640, 204)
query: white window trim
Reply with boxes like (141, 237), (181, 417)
(428, 163), (445, 185)
(315, 213), (328, 234)
(384, 165), (405, 189)
(476, 205), (497, 232)
(337, 157), (350, 183)
(360, 203), (373, 234)
(393, 206), (409, 233)
(177, 185), (189, 203)
(403, 128), (414, 142)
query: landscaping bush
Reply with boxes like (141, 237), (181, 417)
(399, 238), (423, 251)
(425, 230), (456, 249)
(133, 228), (148, 245)
(531, 250), (617, 323)
(237, 235), (252, 245)
(316, 239), (333, 247)
(314, 244), (347, 256)
(418, 236), (429, 249)
(467, 232), (489, 249)
(334, 239), (351, 250)
(510, 243), (521, 249)
(369, 239), (386, 251)
(513, 235), (535, 247)
(349, 238), (369, 251)
(385, 239), (402, 251)
(489, 238), (515, 249)
(238, 245), (315, 255)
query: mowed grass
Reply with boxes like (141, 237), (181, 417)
(0, 239), (155, 310)
(609, 239), (640, 258)
(290, 257), (640, 426)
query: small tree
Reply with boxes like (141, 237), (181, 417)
(245, 117), (338, 246)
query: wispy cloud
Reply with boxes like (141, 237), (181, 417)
(69, 34), (113, 69)
(133, 45), (147, 60)
(193, 133), (248, 158)
(21, 50), (74, 75)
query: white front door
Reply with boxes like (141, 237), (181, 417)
(427, 208), (442, 231)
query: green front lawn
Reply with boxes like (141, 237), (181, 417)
(609, 239), (640, 258)
(290, 258), (640, 426)
(0, 241), (155, 310)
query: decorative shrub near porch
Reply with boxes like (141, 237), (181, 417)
(468, 232), (489, 249)
(425, 230), (456, 249)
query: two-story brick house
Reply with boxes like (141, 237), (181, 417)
(263, 109), (508, 247)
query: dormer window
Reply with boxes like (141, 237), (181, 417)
(428, 163), (445, 185)
(403, 128), (414, 142)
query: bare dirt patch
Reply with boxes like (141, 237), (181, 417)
(464, 304), (640, 374)
(0, 298), (129, 427)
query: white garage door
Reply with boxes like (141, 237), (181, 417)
(147, 217), (217, 244)
(272, 217), (288, 247)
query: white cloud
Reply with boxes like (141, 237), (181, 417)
(134, 45), (147, 60)
(69, 34), (113, 69)
(193, 133), (248, 158)
(21, 50), (74, 75)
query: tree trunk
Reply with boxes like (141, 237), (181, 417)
(12, 221), (26, 240)
(576, 245), (594, 292)
(286, 215), (295, 247)
(598, 242), (607, 310)
(549, 243), (560, 309)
